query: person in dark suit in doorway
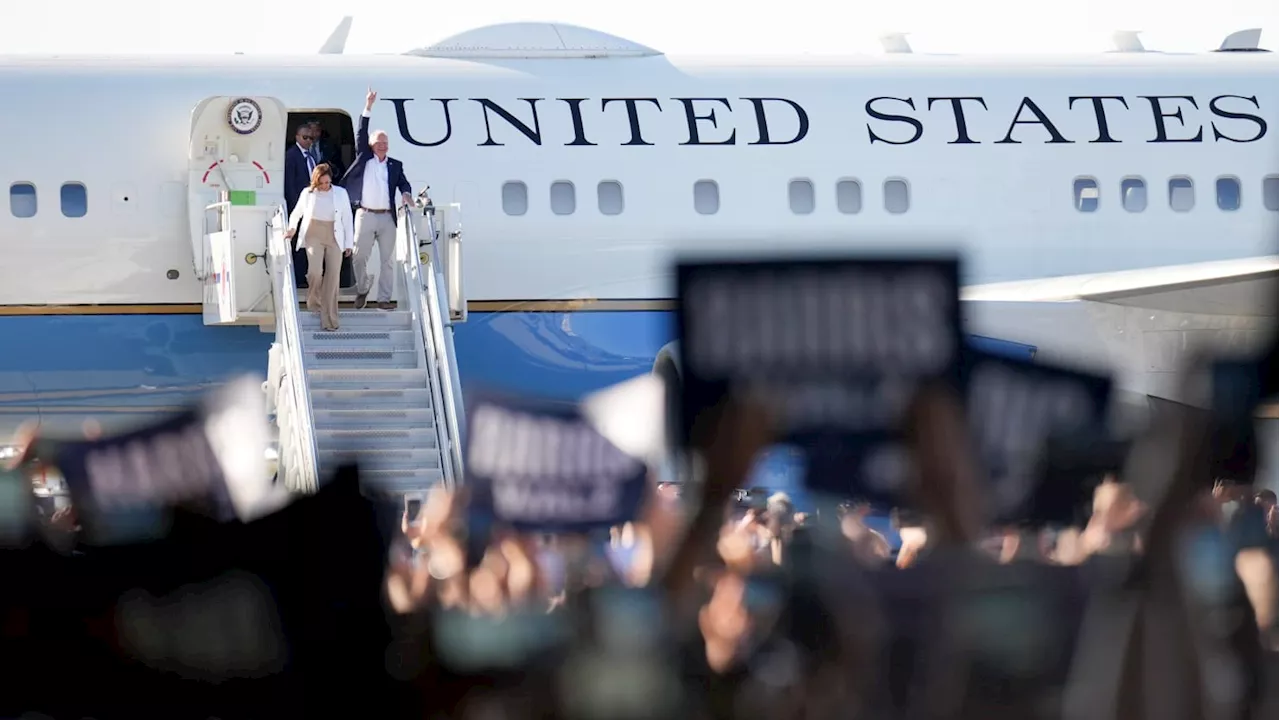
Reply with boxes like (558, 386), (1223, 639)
(340, 88), (413, 310)
(307, 119), (345, 181)
(285, 124), (318, 287)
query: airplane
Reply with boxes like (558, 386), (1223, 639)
(0, 20), (1275, 462)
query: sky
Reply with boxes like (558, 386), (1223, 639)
(2, 0), (1277, 56)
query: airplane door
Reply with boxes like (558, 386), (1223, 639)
(187, 96), (288, 280)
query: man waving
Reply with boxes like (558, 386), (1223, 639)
(341, 88), (414, 310)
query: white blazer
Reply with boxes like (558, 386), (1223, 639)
(288, 186), (356, 252)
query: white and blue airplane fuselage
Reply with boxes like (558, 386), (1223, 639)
(0, 23), (1275, 438)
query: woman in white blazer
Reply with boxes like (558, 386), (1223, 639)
(286, 164), (356, 331)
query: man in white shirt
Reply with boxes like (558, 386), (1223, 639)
(340, 89), (414, 310)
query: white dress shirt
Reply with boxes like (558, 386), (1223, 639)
(361, 156), (390, 210)
(298, 143), (316, 174)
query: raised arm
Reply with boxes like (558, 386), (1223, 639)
(357, 88), (376, 149)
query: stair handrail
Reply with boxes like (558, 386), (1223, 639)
(399, 204), (465, 489)
(265, 205), (320, 492)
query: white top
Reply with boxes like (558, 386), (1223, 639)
(311, 188), (335, 220)
(361, 155), (390, 210)
(287, 185), (356, 252)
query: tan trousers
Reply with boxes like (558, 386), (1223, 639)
(304, 220), (343, 330)
(353, 209), (398, 303)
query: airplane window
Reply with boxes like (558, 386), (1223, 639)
(9, 182), (36, 218)
(1168, 177), (1194, 212)
(550, 181), (576, 216)
(501, 181), (527, 216)
(884, 179), (909, 214)
(836, 179), (862, 214)
(1073, 178), (1099, 213)
(597, 181), (624, 215)
(1120, 178), (1147, 213)
(1215, 176), (1241, 211)
(694, 180), (719, 215)
(789, 179), (815, 215)
(60, 183), (87, 218)
(1265, 176), (1279, 212)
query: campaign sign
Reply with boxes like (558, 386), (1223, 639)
(1205, 344), (1277, 484)
(464, 393), (649, 533)
(962, 348), (1112, 525)
(1210, 340), (1278, 423)
(55, 409), (237, 544)
(675, 257), (963, 503)
(49, 377), (268, 545)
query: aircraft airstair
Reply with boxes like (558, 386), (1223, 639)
(196, 196), (467, 498)
(183, 95), (467, 499)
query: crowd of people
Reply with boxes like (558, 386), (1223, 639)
(364, 386), (1279, 720)
(1, 266), (1276, 719)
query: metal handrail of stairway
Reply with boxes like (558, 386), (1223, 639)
(266, 205), (320, 492)
(399, 204), (465, 489)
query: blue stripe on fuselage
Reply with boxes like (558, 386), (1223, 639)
(0, 311), (673, 435)
(0, 311), (1035, 436)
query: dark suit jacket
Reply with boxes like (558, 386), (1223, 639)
(340, 113), (412, 225)
(283, 144), (312, 216)
(312, 140), (345, 182)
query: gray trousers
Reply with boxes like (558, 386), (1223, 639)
(353, 209), (397, 302)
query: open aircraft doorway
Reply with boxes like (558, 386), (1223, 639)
(284, 110), (356, 182)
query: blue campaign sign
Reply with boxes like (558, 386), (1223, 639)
(56, 408), (238, 544)
(464, 393), (649, 534)
(961, 347), (1113, 525)
(675, 256), (963, 505)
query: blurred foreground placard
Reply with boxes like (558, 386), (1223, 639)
(963, 348), (1113, 525)
(465, 393), (648, 533)
(38, 376), (275, 544)
(675, 256), (962, 503)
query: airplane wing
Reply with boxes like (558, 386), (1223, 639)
(962, 256), (1278, 317)
(319, 17), (353, 55)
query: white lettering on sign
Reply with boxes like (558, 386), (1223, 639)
(968, 363), (1097, 513)
(745, 376), (916, 432)
(82, 422), (224, 510)
(468, 405), (642, 485)
(468, 404), (642, 523)
(491, 482), (621, 521)
(684, 267), (954, 377)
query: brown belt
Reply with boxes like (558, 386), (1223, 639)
(357, 206), (390, 214)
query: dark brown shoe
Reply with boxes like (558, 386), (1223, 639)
(354, 292), (369, 309)
(378, 301), (394, 310)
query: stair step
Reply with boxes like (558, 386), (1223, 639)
(315, 426), (438, 451)
(356, 467), (446, 493)
(302, 329), (415, 350)
(318, 447), (442, 472)
(310, 388), (433, 408)
(299, 310), (411, 329)
(303, 347), (418, 369)
(313, 407), (434, 428)
(307, 368), (429, 389)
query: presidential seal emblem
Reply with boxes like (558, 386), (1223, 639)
(226, 98), (263, 135)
